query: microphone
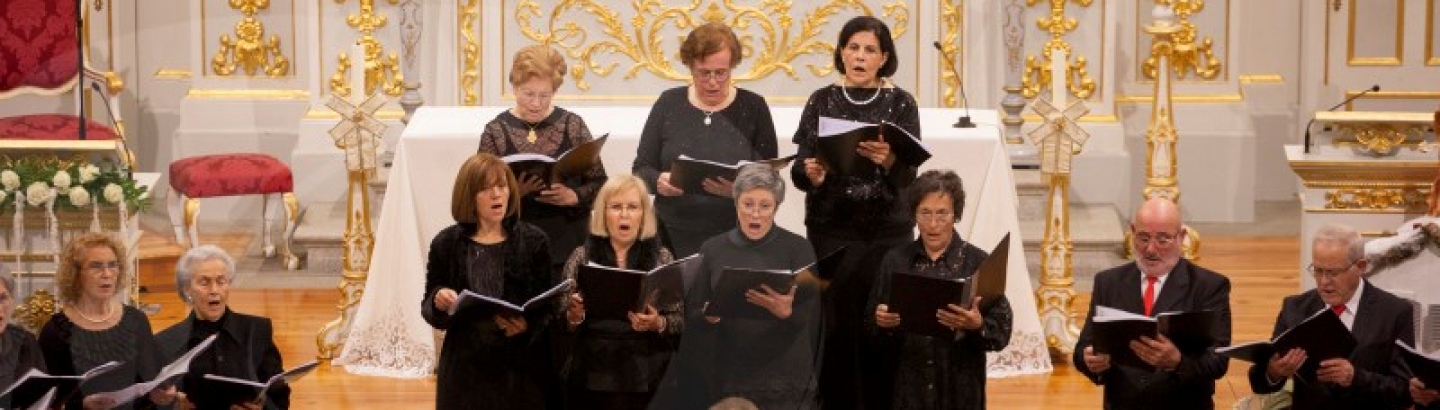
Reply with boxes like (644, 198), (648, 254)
(1303, 84), (1380, 153)
(933, 41), (975, 128)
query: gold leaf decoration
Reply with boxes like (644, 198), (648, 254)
(212, 0), (291, 77)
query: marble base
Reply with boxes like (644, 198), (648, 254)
(1019, 203), (1128, 293)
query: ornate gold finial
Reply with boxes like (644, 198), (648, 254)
(1141, 0), (1221, 80)
(330, 0), (404, 98)
(212, 0), (291, 77)
(1135, 5), (1201, 261)
(512, 0), (910, 91)
(1020, 0), (1096, 100)
(15, 289), (58, 333)
(1028, 92), (1090, 356)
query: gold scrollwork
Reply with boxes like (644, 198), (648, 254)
(513, 0), (909, 91)
(1330, 123), (1430, 156)
(330, 0), (404, 98)
(940, 1), (963, 108)
(1021, 0), (1096, 100)
(460, 0), (481, 105)
(15, 290), (57, 333)
(212, 0), (291, 77)
(1141, 0), (1221, 80)
(1324, 187), (1429, 210)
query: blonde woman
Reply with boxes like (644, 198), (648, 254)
(479, 44), (607, 277)
(558, 174), (677, 409)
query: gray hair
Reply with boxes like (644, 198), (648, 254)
(732, 163), (785, 204)
(175, 245), (236, 303)
(1313, 223), (1366, 264)
(0, 264), (14, 309)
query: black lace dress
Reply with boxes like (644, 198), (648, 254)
(38, 306), (164, 410)
(866, 234), (1014, 410)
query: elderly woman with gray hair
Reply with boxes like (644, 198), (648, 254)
(154, 245), (290, 410)
(650, 163), (823, 409)
(0, 264), (46, 396)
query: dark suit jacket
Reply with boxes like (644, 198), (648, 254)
(1246, 281), (1413, 410)
(1073, 259), (1233, 410)
(156, 310), (289, 410)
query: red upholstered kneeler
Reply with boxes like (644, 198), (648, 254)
(167, 154), (300, 269)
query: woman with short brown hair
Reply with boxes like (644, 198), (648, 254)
(632, 22), (779, 258)
(422, 152), (559, 409)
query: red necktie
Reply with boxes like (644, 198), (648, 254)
(1332, 304), (1346, 316)
(1143, 276), (1158, 316)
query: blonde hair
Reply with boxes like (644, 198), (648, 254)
(55, 232), (128, 304)
(680, 22), (742, 68)
(508, 45), (566, 89)
(450, 153), (522, 223)
(588, 174), (659, 239)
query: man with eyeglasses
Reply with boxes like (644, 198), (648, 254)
(1247, 223), (1414, 409)
(1073, 197), (1233, 409)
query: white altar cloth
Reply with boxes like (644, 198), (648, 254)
(337, 106), (1052, 378)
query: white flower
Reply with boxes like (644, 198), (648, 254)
(52, 171), (72, 189)
(103, 183), (124, 204)
(78, 164), (101, 184)
(0, 170), (18, 191)
(25, 182), (52, 206)
(68, 187), (90, 207)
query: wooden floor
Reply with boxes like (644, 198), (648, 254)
(135, 234), (1301, 409)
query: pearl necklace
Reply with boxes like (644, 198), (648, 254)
(71, 303), (116, 324)
(840, 79), (884, 106)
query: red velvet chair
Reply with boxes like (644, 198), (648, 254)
(0, 0), (134, 168)
(168, 153), (300, 270)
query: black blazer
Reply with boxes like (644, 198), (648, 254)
(155, 310), (289, 410)
(1072, 259), (1233, 410)
(1246, 281), (1414, 410)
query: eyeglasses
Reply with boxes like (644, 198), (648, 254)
(739, 201), (776, 216)
(1306, 261), (1357, 281)
(916, 210), (954, 223)
(692, 68), (731, 82)
(516, 89), (554, 102)
(606, 202), (641, 215)
(85, 261), (121, 273)
(1133, 232), (1179, 247)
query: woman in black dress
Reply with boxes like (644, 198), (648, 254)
(558, 174), (678, 409)
(650, 164), (822, 409)
(39, 232), (173, 409)
(0, 265), (46, 401)
(480, 44), (606, 276)
(421, 153), (556, 409)
(867, 170), (1014, 409)
(790, 16), (922, 408)
(632, 22), (778, 258)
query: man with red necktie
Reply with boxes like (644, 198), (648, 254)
(1249, 223), (1415, 409)
(1073, 197), (1233, 409)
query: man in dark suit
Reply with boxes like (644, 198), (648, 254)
(1248, 223), (1414, 410)
(1073, 197), (1232, 409)
(155, 245), (290, 410)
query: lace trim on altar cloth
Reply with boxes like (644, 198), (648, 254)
(336, 308), (436, 378)
(986, 330), (1053, 377)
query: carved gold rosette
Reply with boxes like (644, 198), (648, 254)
(512, 0), (909, 91)
(212, 0), (291, 77)
(15, 290), (58, 333)
(1141, 0), (1221, 80)
(329, 0), (405, 98)
(1021, 0), (1096, 100)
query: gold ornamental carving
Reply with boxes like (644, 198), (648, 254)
(14, 289), (57, 333)
(459, 0), (481, 105)
(1141, 0), (1221, 80)
(211, 0), (291, 77)
(1028, 92), (1089, 355)
(513, 0), (910, 91)
(1328, 124), (1430, 157)
(1324, 187), (1429, 210)
(1135, 4), (1201, 262)
(329, 0), (404, 98)
(1021, 0), (1096, 100)
(939, 0), (963, 108)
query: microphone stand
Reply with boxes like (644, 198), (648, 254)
(933, 41), (976, 128)
(1303, 85), (1380, 154)
(76, 0), (88, 141)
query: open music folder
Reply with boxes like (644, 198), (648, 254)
(1090, 306), (1219, 371)
(201, 360), (319, 407)
(502, 133), (608, 184)
(0, 361), (120, 409)
(576, 254), (701, 322)
(816, 116), (930, 175)
(886, 234), (1009, 337)
(1217, 308), (1356, 376)
(448, 279), (576, 317)
(668, 155), (796, 196)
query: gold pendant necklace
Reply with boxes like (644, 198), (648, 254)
(526, 126), (538, 143)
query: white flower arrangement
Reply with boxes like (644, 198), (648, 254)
(0, 157), (150, 211)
